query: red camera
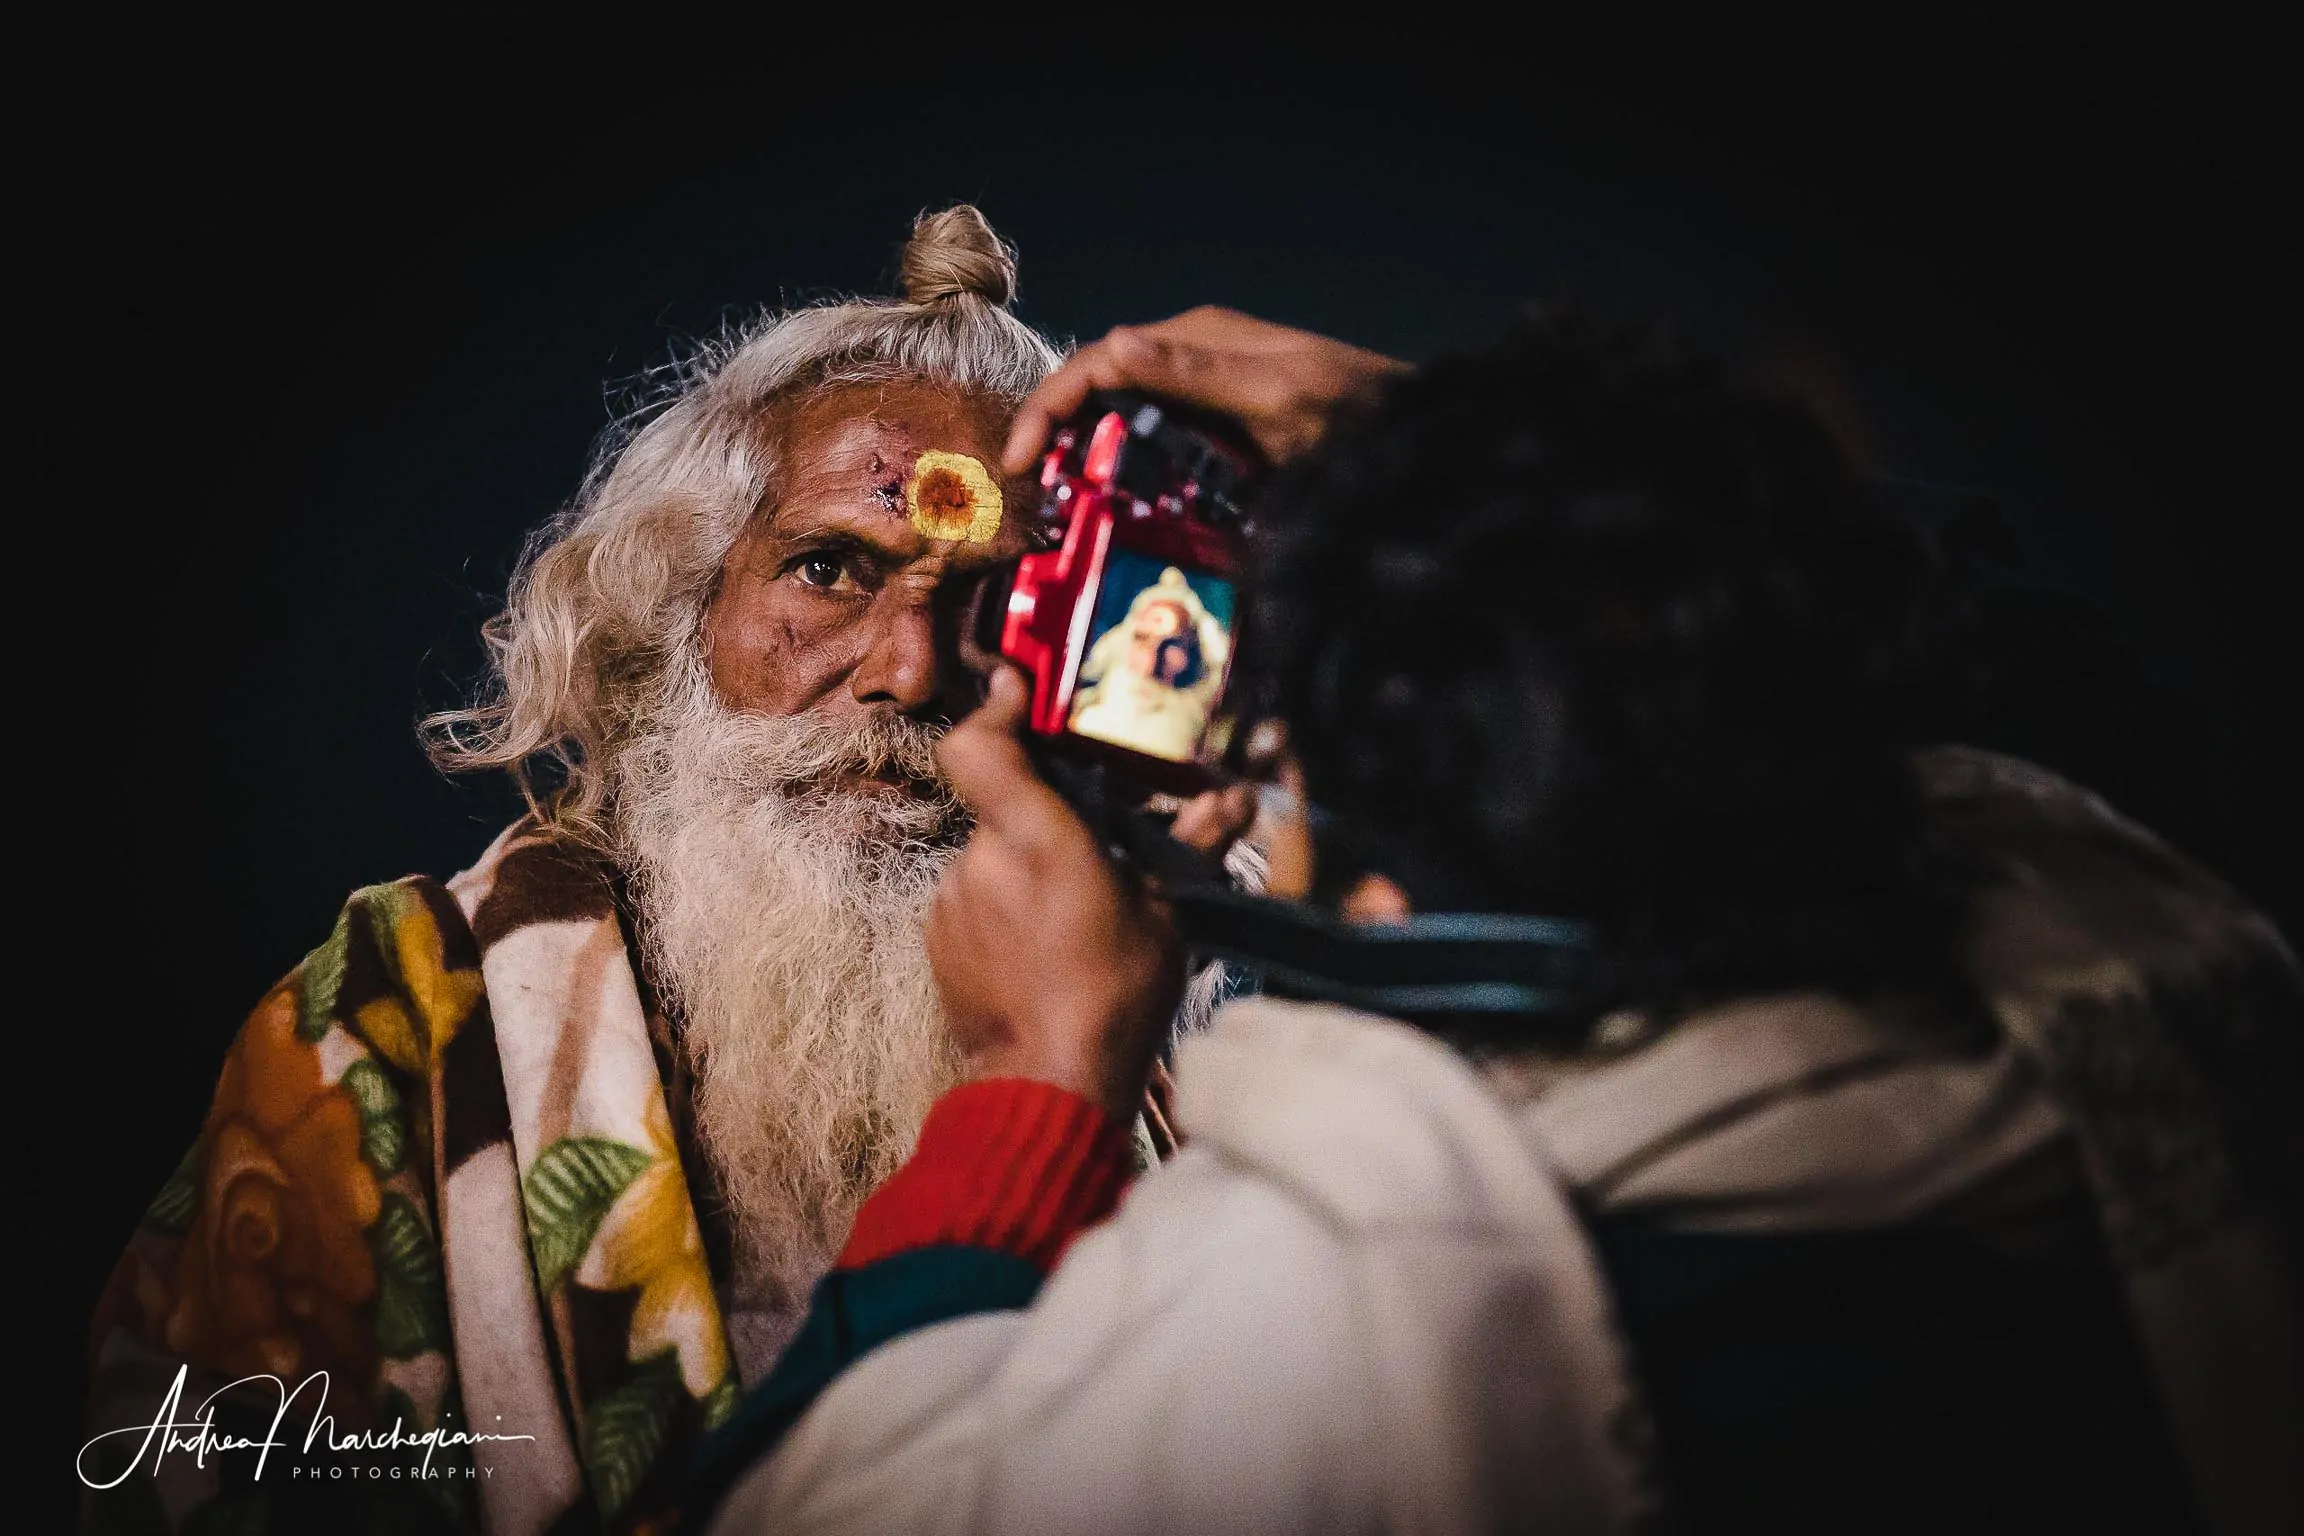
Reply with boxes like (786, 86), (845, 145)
(971, 392), (1263, 795)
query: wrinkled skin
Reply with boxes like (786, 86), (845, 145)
(704, 381), (1039, 784)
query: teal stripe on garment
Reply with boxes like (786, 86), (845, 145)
(676, 1245), (1045, 1531)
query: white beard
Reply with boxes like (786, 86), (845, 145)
(612, 667), (967, 1325)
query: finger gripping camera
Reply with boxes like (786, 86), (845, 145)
(970, 392), (1264, 795)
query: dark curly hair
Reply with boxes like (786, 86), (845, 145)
(1247, 310), (1966, 1019)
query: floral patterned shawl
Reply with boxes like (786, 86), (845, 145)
(85, 822), (738, 1536)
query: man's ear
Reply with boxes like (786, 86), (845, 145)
(1339, 873), (1413, 925)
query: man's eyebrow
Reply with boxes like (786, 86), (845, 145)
(766, 520), (917, 562)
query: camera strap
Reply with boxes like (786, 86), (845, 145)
(1166, 882), (1600, 1031)
(1039, 754), (1602, 1035)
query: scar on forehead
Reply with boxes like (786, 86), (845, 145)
(906, 451), (1004, 543)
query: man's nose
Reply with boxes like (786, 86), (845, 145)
(849, 596), (941, 716)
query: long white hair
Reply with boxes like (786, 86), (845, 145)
(421, 205), (1063, 842)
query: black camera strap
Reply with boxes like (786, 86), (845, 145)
(1040, 754), (1602, 1037)
(1166, 883), (1599, 1031)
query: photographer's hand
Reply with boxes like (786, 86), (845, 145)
(1002, 307), (1408, 475)
(928, 667), (1185, 1119)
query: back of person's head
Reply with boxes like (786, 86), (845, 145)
(1249, 310), (1962, 1018)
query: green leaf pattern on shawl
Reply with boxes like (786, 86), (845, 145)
(297, 901), (354, 1042)
(702, 1372), (741, 1431)
(342, 1056), (407, 1176)
(523, 1135), (655, 1295)
(582, 1346), (688, 1525)
(372, 1193), (450, 1361)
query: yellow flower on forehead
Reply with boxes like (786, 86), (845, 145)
(906, 450), (1003, 543)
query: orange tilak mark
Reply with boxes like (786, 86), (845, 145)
(906, 450), (1003, 543)
(917, 467), (972, 525)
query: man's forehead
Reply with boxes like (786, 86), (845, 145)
(763, 381), (1025, 550)
(779, 381), (1006, 461)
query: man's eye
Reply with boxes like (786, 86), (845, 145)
(792, 554), (857, 591)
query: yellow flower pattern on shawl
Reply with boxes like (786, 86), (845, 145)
(576, 1095), (729, 1396)
(351, 885), (486, 1074)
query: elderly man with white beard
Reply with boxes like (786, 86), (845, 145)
(81, 207), (1115, 1536)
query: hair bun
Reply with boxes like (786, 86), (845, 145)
(899, 204), (1019, 308)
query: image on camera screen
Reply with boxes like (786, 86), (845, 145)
(1066, 548), (1238, 764)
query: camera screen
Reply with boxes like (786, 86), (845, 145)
(1066, 548), (1238, 764)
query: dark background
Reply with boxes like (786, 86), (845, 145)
(25, 14), (2297, 1512)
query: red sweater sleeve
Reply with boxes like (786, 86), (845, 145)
(838, 1078), (1137, 1273)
